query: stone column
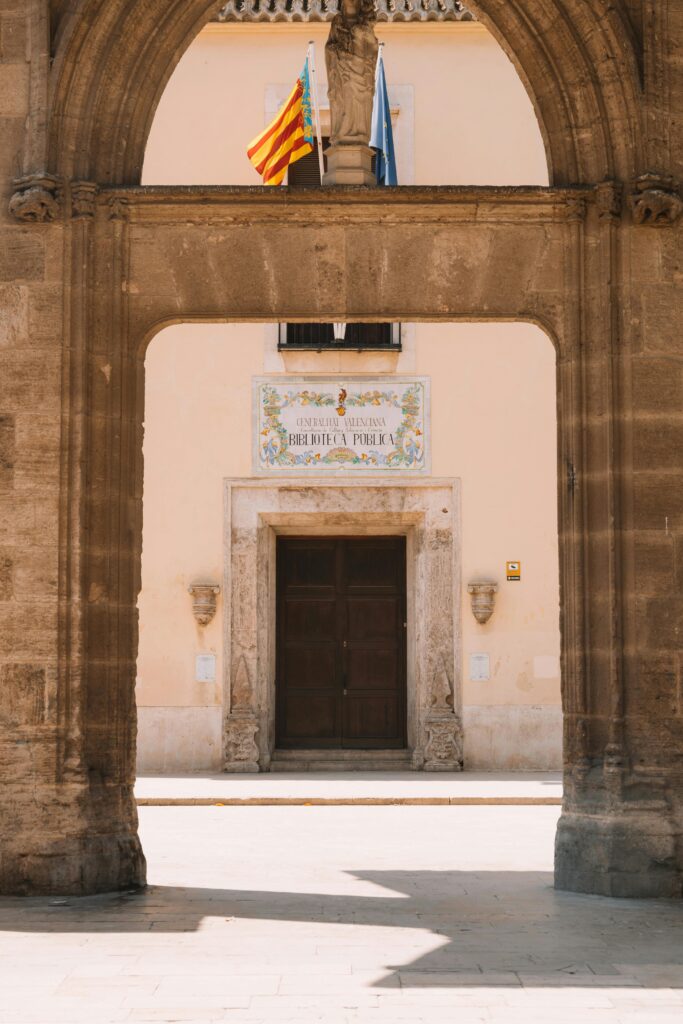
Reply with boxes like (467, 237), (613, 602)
(553, 185), (683, 898)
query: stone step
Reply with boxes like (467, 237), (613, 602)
(269, 749), (414, 772)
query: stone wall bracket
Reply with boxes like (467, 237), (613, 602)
(188, 583), (220, 626)
(629, 173), (683, 227)
(71, 181), (99, 219)
(467, 580), (498, 624)
(8, 173), (62, 222)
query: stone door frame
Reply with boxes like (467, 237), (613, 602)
(223, 478), (462, 772)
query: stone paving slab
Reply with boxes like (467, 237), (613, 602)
(1, 805), (682, 1024)
(134, 771), (563, 805)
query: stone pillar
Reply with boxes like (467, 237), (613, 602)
(1, 113), (145, 901)
(553, 186), (683, 899)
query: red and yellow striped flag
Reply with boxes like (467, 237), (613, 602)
(247, 60), (315, 186)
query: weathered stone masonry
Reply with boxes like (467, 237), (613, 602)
(0, 0), (681, 897)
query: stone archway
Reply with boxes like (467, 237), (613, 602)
(1, 1), (682, 898)
(45, 0), (643, 186)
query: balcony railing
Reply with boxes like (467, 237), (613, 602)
(278, 322), (401, 351)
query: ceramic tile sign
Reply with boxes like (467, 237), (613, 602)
(254, 376), (430, 473)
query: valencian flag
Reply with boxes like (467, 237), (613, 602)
(247, 59), (315, 186)
(370, 45), (398, 186)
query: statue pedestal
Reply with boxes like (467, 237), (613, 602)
(323, 144), (376, 186)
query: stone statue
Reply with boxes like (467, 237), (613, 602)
(325, 0), (378, 147)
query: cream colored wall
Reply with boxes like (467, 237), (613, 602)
(137, 323), (560, 771)
(137, 21), (559, 772)
(138, 328), (263, 771)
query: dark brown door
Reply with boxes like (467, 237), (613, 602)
(276, 537), (407, 749)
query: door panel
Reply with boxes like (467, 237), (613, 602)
(344, 694), (399, 742)
(344, 541), (400, 590)
(346, 649), (398, 691)
(284, 694), (338, 739)
(347, 597), (399, 641)
(284, 646), (337, 690)
(277, 537), (406, 749)
(284, 598), (336, 640)
(284, 543), (336, 588)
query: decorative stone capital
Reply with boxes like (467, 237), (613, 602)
(562, 196), (587, 222)
(594, 180), (623, 221)
(71, 181), (99, 219)
(423, 712), (463, 772)
(224, 711), (260, 772)
(108, 196), (129, 221)
(467, 580), (498, 625)
(188, 583), (220, 626)
(629, 173), (683, 227)
(8, 173), (61, 223)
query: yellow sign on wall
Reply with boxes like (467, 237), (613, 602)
(506, 560), (521, 581)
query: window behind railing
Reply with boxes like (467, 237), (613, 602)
(278, 323), (401, 350)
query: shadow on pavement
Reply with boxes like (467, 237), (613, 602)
(1, 870), (681, 988)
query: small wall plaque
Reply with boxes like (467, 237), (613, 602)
(506, 560), (521, 581)
(195, 653), (216, 683)
(469, 653), (491, 681)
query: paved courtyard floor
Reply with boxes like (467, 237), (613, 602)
(1, 805), (682, 1023)
(134, 771), (563, 805)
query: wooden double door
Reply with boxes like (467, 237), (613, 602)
(276, 537), (407, 749)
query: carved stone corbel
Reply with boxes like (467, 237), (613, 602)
(8, 173), (62, 223)
(629, 173), (683, 227)
(71, 181), (99, 219)
(467, 580), (498, 624)
(188, 583), (220, 626)
(594, 180), (623, 222)
(108, 196), (129, 221)
(562, 196), (587, 222)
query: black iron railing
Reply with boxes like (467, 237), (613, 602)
(278, 323), (401, 351)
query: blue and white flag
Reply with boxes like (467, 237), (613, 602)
(370, 48), (397, 186)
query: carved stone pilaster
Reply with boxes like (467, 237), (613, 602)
(423, 711), (463, 772)
(224, 711), (260, 772)
(594, 180), (623, 222)
(71, 181), (99, 219)
(8, 173), (62, 222)
(629, 173), (683, 227)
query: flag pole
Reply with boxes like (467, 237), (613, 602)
(308, 41), (325, 184)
